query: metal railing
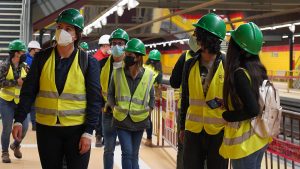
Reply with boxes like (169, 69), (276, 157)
(20, 0), (30, 44)
(268, 70), (300, 91)
(152, 84), (300, 169)
(264, 110), (300, 169)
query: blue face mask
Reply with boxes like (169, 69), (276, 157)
(111, 45), (124, 57)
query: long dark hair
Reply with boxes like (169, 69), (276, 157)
(8, 51), (26, 64)
(145, 59), (162, 72)
(223, 38), (268, 110)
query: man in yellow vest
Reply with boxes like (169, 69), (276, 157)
(169, 34), (201, 169)
(99, 28), (129, 169)
(12, 8), (102, 169)
(0, 40), (29, 163)
(180, 13), (227, 169)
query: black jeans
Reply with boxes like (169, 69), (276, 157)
(36, 123), (90, 169)
(183, 130), (228, 169)
(96, 111), (103, 137)
(176, 109), (183, 169)
(146, 118), (153, 139)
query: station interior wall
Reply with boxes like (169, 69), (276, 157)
(150, 45), (300, 75)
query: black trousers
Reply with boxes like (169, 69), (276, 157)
(36, 123), (90, 169)
(183, 130), (228, 169)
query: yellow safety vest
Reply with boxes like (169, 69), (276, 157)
(0, 65), (27, 104)
(219, 69), (271, 159)
(143, 64), (159, 82)
(113, 68), (155, 122)
(177, 50), (193, 109)
(185, 60), (225, 135)
(34, 50), (87, 126)
(100, 56), (111, 101)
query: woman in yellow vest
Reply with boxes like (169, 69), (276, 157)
(180, 13), (228, 169)
(220, 22), (270, 169)
(143, 49), (162, 147)
(0, 40), (28, 163)
(12, 9), (101, 169)
(107, 38), (155, 169)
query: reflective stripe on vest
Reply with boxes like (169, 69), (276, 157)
(114, 106), (150, 115)
(100, 56), (111, 101)
(178, 50), (193, 109)
(35, 50), (86, 126)
(113, 68), (155, 122)
(37, 91), (86, 101)
(0, 65), (27, 104)
(185, 60), (225, 135)
(35, 107), (85, 116)
(222, 127), (255, 146)
(219, 68), (270, 159)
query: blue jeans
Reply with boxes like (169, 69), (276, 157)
(117, 129), (144, 169)
(30, 106), (36, 126)
(0, 98), (28, 152)
(102, 113), (117, 169)
(231, 145), (268, 169)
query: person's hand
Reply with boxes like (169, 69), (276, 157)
(79, 137), (91, 154)
(17, 78), (23, 86)
(12, 125), (23, 142)
(179, 130), (185, 144)
(215, 97), (225, 109)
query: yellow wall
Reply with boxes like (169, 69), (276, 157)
(260, 51), (300, 71)
(161, 53), (181, 74)
(159, 49), (300, 75)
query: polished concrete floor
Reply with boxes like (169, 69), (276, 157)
(0, 123), (177, 169)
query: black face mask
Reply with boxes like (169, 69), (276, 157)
(124, 55), (136, 67)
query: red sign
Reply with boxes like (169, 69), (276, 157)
(267, 138), (300, 163)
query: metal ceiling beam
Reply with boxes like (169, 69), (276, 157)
(142, 8), (300, 42)
(84, 0), (300, 11)
(33, 0), (87, 31)
(125, 0), (224, 32)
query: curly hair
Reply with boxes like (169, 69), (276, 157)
(195, 27), (222, 54)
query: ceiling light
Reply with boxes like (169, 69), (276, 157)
(117, 6), (124, 16)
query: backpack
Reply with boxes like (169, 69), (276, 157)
(251, 80), (282, 138)
(78, 49), (89, 76)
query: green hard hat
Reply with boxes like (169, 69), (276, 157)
(124, 38), (146, 56)
(193, 13), (226, 40)
(109, 28), (129, 43)
(8, 39), (27, 51)
(80, 42), (89, 50)
(148, 49), (161, 61)
(56, 8), (84, 30)
(231, 22), (263, 55)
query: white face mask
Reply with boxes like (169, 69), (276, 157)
(189, 36), (201, 52)
(55, 29), (73, 47)
(113, 61), (122, 69)
(111, 45), (125, 57)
